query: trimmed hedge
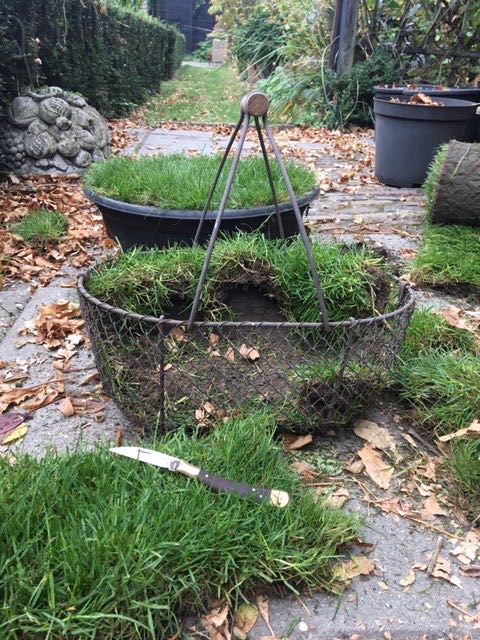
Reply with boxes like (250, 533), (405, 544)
(0, 1), (185, 118)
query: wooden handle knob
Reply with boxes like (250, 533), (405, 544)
(240, 91), (269, 116)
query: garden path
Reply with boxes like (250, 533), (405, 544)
(1, 120), (479, 639)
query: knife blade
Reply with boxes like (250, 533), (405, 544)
(109, 446), (289, 508)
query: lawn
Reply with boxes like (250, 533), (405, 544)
(0, 409), (359, 639)
(412, 224), (480, 290)
(145, 65), (249, 125)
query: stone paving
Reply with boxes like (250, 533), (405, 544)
(1, 124), (479, 639)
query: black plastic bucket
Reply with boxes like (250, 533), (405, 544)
(403, 87), (480, 142)
(374, 97), (477, 188)
(85, 188), (319, 250)
(374, 84), (438, 101)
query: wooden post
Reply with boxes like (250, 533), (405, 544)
(335, 0), (360, 75)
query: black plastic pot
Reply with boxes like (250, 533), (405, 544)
(403, 87), (480, 142)
(374, 84), (438, 101)
(85, 188), (320, 249)
(374, 97), (478, 188)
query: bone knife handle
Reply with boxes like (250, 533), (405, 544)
(197, 470), (289, 507)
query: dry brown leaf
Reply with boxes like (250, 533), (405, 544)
(358, 443), (393, 489)
(439, 419), (480, 442)
(354, 419), (397, 453)
(58, 397), (75, 417)
(256, 596), (274, 637)
(421, 495), (447, 520)
(239, 344), (260, 362)
(399, 569), (416, 587)
(460, 565), (480, 578)
(282, 433), (312, 453)
(324, 487), (350, 508)
(224, 347), (235, 363)
(19, 301), (84, 350)
(333, 555), (375, 583)
(441, 306), (472, 332)
(202, 604), (231, 640)
(290, 460), (319, 483)
(345, 459), (364, 474)
(209, 333), (220, 347)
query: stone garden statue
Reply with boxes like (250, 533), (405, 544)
(0, 87), (110, 174)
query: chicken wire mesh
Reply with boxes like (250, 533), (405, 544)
(78, 278), (414, 433)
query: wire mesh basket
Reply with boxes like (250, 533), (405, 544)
(79, 91), (415, 433)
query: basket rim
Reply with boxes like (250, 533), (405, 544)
(77, 272), (415, 330)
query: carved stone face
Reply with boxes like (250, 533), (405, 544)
(38, 97), (72, 124)
(7, 97), (39, 127)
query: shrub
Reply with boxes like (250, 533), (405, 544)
(0, 409), (359, 639)
(231, 7), (286, 77)
(260, 50), (398, 128)
(0, 0), (185, 117)
(12, 209), (68, 245)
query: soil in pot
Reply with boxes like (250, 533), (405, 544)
(84, 154), (318, 249)
(374, 95), (478, 188)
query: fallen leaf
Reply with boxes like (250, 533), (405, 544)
(460, 565), (480, 577)
(2, 423), (28, 444)
(239, 344), (260, 362)
(234, 603), (258, 635)
(202, 604), (231, 640)
(333, 555), (375, 583)
(345, 459), (364, 474)
(170, 326), (187, 343)
(439, 419), (480, 442)
(256, 596), (274, 637)
(209, 333), (220, 347)
(354, 419), (397, 453)
(358, 443), (393, 489)
(282, 433), (312, 452)
(224, 347), (235, 363)
(324, 487), (350, 508)
(399, 569), (416, 587)
(58, 397), (75, 417)
(291, 460), (319, 483)
(421, 495), (447, 520)
(0, 411), (27, 438)
(115, 429), (124, 448)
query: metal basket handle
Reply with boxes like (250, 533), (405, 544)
(188, 91), (331, 331)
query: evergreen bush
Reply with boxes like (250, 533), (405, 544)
(0, 0), (185, 118)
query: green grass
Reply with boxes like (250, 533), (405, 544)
(447, 438), (480, 520)
(412, 224), (480, 290)
(395, 310), (480, 435)
(0, 409), (359, 639)
(12, 209), (68, 245)
(145, 65), (248, 125)
(400, 308), (476, 359)
(86, 233), (391, 322)
(423, 143), (448, 216)
(85, 154), (316, 210)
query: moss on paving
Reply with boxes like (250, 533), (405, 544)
(85, 154), (316, 210)
(145, 65), (248, 125)
(0, 409), (359, 639)
(411, 224), (480, 290)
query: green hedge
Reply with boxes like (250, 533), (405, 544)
(0, 1), (185, 118)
